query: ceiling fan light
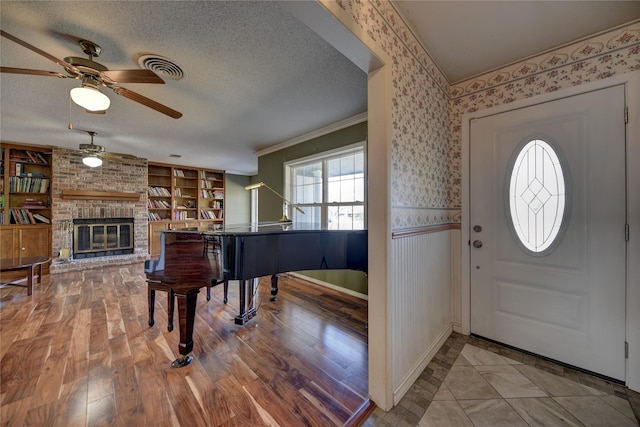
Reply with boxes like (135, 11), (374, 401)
(70, 86), (110, 111)
(82, 155), (103, 168)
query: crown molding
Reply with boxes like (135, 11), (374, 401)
(256, 112), (367, 157)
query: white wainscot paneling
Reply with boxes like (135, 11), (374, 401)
(391, 229), (453, 403)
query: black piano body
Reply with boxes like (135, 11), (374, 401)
(145, 223), (367, 366)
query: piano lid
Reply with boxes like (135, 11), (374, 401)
(159, 222), (367, 237)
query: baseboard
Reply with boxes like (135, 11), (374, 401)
(288, 272), (368, 300)
(452, 322), (463, 334)
(393, 323), (453, 405)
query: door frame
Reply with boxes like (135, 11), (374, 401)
(461, 71), (640, 391)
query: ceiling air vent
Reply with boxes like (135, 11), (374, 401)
(138, 54), (186, 81)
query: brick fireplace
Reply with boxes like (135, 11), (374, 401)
(50, 147), (148, 273)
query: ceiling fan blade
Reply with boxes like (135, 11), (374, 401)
(103, 69), (165, 84)
(1, 66), (68, 78)
(1, 30), (73, 70)
(112, 86), (182, 119)
(102, 152), (140, 161)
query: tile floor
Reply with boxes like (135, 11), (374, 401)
(363, 332), (640, 426)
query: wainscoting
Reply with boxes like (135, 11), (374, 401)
(390, 226), (455, 404)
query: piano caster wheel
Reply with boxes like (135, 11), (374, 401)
(148, 319), (155, 327)
(223, 297), (228, 303)
(269, 296), (277, 302)
(171, 355), (193, 368)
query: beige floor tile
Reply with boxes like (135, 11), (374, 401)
(418, 401), (474, 427)
(461, 344), (521, 366)
(506, 397), (584, 426)
(554, 396), (639, 427)
(599, 394), (638, 423)
(432, 383), (456, 401)
(453, 354), (471, 366)
(443, 365), (502, 400)
(476, 364), (547, 398)
(458, 398), (529, 427)
(513, 364), (604, 397)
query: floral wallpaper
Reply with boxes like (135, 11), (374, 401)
(335, 1), (640, 230)
(449, 22), (640, 209)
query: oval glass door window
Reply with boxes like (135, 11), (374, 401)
(508, 139), (566, 254)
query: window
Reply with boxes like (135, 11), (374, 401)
(507, 138), (567, 254)
(286, 143), (365, 229)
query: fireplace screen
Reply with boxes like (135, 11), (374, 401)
(73, 218), (134, 259)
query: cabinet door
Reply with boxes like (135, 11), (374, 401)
(18, 227), (50, 257)
(1, 228), (16, 258)
(149, 222), (168, 258)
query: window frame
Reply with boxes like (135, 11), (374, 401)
(284, 141), (366, 229)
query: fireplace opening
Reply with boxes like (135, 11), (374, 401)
(73, 218), (134, 259)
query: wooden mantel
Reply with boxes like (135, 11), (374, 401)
(61, 189), (141, 201)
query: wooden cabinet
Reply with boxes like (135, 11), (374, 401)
(148, 222), (168, 258)
(0, 228), (14, 259)
(0, 143), (52, 264)
(147, 162), (225, 256)
(1, 224), (50, 257)
(0, 225), (51, 277)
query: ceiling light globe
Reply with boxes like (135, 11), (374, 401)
(70, 86), (111, 111)
(82, 155), (103, 168)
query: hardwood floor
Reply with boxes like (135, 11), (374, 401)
(0, 264), (369, 426)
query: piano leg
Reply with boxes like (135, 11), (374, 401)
(171, 288), (200, 368)
(235, 278), (258, 325)
(270, 274), (278, 301)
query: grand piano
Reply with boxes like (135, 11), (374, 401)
(144, 222), (367, 367)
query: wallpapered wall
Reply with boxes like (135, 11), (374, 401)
(335, 0), (456, 231)
(335, 0), (640, 231)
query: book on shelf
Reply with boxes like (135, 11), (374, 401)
(147, 212), (165, 221)
(148, 186), (171, 197)
(9, 150), (48, 165)
(9, 208), (49, 224)
(32, 213), (50, 223)
(9, 176), (50, 193)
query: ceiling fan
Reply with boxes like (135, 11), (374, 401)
(0, 30), (182, 119)
(78, 130), (139, 168)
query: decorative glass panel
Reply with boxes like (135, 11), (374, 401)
(508, 139), (566, 253)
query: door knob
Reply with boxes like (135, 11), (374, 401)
(473, 240), (483, 248)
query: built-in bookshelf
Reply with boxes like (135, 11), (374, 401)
(0, 143), (52, 226)
(147, 162), (224, 223)
(199, 170), (224, 221)
(173, 168), (198, 220)
(147, 163), (173, 221)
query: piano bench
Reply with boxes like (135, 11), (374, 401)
(147, 281), (175, 332)
(207, 278), (229, 304)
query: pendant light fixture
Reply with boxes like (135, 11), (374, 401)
(70, 75), (110, 111)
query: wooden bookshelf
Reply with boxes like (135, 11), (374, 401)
(0, 142), (52, 262)
(1, 143), (52, 226)
(147, 162), (225, 256)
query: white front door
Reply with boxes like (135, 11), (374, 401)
(469, 85), (627, 381)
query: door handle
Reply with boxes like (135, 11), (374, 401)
(473, 240), (483, 248)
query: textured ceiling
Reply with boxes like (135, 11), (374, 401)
(0, 1), (368, 175)
(2, 1), (639, 175)
(391, 1), (640, 83)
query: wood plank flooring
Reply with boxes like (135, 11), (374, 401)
(0, 264), (369, 426)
